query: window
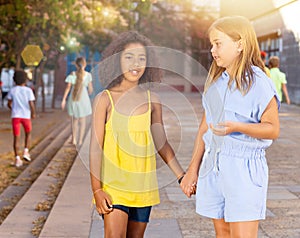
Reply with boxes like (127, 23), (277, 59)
(258, 32), (282, 61)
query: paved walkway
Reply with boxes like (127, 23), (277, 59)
(1, 92), (300, 237)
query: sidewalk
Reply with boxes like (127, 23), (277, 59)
(40, 92), (300, 238)
(1, 92), (300, 237)
(0, 105), (68, 157)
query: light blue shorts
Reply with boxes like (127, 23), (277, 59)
(196, 150), (268, 222)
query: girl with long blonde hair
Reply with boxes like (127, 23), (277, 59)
(61, 57), (93, 146)
(181, 16), (280, 237)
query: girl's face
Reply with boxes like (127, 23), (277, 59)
(120, 43), (146, 84)
(209, 28), (242, 73)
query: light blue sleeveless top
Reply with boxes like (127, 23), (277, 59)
(199, 66), (280, 177)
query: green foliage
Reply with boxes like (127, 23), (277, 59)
(0, 0), (214, 68)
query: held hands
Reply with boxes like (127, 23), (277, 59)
(93, 189), (113, 215)
(180, 171), (197, 198)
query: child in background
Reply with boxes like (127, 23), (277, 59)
(61, 57), (93, 147)
(260, 51), (271, 77)
(1, 67), (14, 107)
(7, 69), (36, 167)
(89, 31), (185, 237)
(269, 56), (291, 104)
(181, 16), (280, 237)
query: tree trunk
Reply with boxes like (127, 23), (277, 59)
(16, 54), (22, 69)
(38, 61), (47, 112)
(51, 55), (60, 109)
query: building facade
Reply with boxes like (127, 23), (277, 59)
(221, 0), (300, 104)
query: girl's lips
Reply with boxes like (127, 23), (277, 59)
(213, 55), (219, 61)
(129, 69), (140, 76)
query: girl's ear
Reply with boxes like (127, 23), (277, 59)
(237, 39), (243, 52)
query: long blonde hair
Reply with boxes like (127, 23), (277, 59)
(72, 57), (86, 101)
(205, 16), (265, 94)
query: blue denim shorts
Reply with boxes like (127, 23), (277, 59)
(103, 205), (152, 223)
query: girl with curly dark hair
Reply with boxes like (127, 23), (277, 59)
(90, 31), (184, 237)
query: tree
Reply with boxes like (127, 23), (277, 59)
(0, 0), (122, 110)
(0, 0), (216, 110)
(0, 0), (78, 110)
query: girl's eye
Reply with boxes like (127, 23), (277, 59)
(211, 42), (221, 48)
(125, 56), (133, 60)
(139, 57), (146, 62)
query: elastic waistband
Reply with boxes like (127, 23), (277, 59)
(220, 147), (265, 159)
(205, 146), (265, 159)
(206, 137), (267, 160)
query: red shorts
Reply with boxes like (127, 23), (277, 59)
(12, 118), (32, 136)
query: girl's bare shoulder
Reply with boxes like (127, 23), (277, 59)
(93, 90), (110, 108)
(149, 90), (161, 104)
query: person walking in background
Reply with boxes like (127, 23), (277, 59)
(180, 16), (280, 237)
(61, 57), (93, 147)
(260, 51), (271, 77)
(269, 56), (291, 104)
(1, 66), (14, 107)
(89, 31), (185, 237)
(7, 69), (36, 167)
(0, 78), (2, 102)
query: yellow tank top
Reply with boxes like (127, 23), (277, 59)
(101, 89), (160, 207)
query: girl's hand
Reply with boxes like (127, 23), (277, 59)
(180, 170), (197, 198)
(93, 189), (113, 215)
(210, 121), (240, 136)
(61, 99), (66, 110)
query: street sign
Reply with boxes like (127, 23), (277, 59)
(21, 45), (44, 66)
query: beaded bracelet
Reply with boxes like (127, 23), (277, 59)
(93, 188), (103, 195)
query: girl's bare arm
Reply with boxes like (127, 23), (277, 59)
(61, 83), (71, 110)
(150, 93), (185, 179)
(88, 81), (93, 95)
(187, 113), (208, 175)
(89, 92), (112, 214)
(211, 97), (279, 139)
(180, 113), (207, 197)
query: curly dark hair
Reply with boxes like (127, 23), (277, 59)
(99, 31), (162, 89)
(13, 69), (28, 85)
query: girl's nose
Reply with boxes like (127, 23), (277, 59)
(133, 59), (140, 67)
